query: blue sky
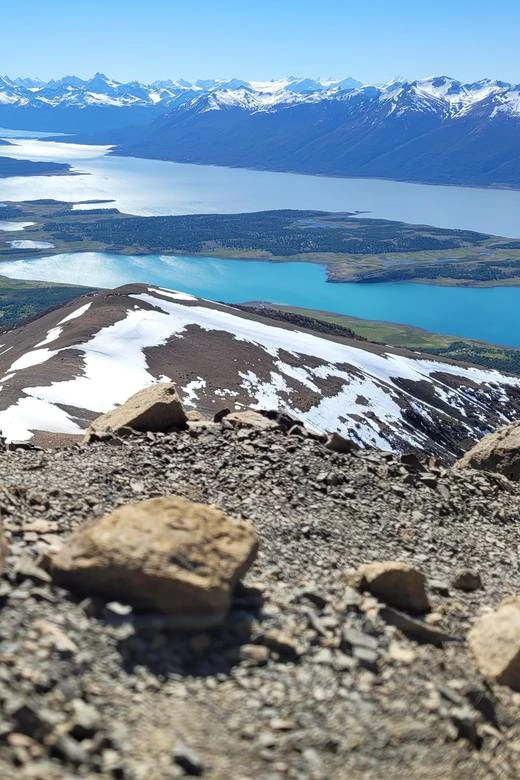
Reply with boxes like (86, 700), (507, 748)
(4, 0), (520, 83)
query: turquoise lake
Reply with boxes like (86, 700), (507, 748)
(0, 134), (519, 348)
(0, 251), (519, 347)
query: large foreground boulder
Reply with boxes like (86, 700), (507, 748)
(87, 382), (187, 436)
(455, 422), (520, 481)
(43, 496), (258, 622)
(468, 598), (520, 689)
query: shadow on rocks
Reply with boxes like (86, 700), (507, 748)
(91, 583), (266, 678)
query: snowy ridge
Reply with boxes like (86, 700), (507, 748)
(0, 285), (518, 456)
(1, 73), (520, 119)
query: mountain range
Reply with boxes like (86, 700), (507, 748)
(0, 283), (519, 456)
(0, 73), (363, 132)
(111, 75), (520, 187)
(1, 73), (520, 186)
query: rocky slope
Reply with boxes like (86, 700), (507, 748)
(0, 417), (520, 778)
(0, 284), (519, 458)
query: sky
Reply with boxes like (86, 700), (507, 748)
(4, 0), (520, 84)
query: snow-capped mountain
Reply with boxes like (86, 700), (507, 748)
(1, 72), (518, 118)
(110, 75), (520, 187)
(1, 73), (520, 185)
(0, 73), (362, 111)
(0, 73), (363, 133)
(0, 284), (519, 455)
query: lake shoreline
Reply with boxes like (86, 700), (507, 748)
(1, 138), (520, 237)
(109, 147), (520, 194)
(0, 251), (519, 347)
(2, 202), (520, 288)
(2, 244), (520, 288)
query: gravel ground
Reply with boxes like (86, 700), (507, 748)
(0, 424), (519, 778)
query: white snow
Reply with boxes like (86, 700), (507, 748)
(0, 396), (82, 441)
(8, 240), (55, 249)
(57, 302), (92, 324)
(0, 221), (35, 232)
(36, 327), (63, 347)
(8, 347), (56, 372)
(0, 288), (518, 445)
(181, 378), (207, 407)
(0, 74), (518, 120)
(149, 288), (197, 302)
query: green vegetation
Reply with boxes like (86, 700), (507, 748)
(0, 158), (71, 178)
(247, 304), (520, 375)
(0, 275), (96, 331)
(2, 201), (520, 287)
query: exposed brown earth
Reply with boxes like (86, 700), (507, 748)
(0, 284), (520, 458)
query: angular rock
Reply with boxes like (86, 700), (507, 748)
(185, 409), (205, 421)
(86, 382), (187, 436)
(173, 743), (205, 776)
(380, 606), (457, 646)
(468, 598), (520, 690)
(349, 561), (430, 613)
(452, 569), (482, 592)
(69, 699), (101, 739)
(223, 410), (278, 430)
(43, 495), (258, 621)
(14, 555), (51, 584)
(455, 422), (520, 481)
(324, 432), (360, 454)
(258, 629), (301, 660)
(213, 408), (230, 423)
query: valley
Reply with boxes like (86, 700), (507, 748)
(0, 274), (94, 331)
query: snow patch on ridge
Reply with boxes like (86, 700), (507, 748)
(0, 287), (518, 445)
(182, 378), (207, 407)
(0, 396), (82, 441)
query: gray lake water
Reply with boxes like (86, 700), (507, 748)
(0, 138), (520, 236)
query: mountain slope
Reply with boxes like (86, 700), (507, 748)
(1, 73), (520, 186)
(0, 73), (362, 133)
(115, 80), (520, 186)
(0, 284), (519, 456)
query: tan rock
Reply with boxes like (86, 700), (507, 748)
(185, 410), (205, 421)
(468, 598), (520, 689)
(388, 641), (416, 665)
(187, 420), (219, 433)
(87, 382), (187, 436)
(324, 432), (360, 453)
(455, 422), (520, 481)
(43, 495), (258, 622)
(350, 561), (430, 613)
(224, 410), (278, 430)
